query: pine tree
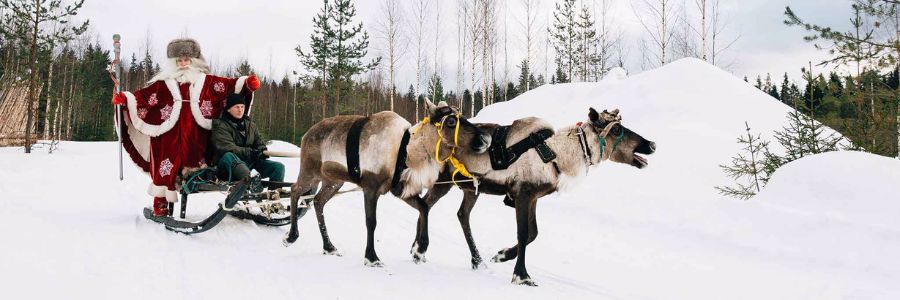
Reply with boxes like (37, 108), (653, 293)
(505, 82), (519, 100)
(297, 0), (334, 118)
(426, 74), (444, 103)
(329, 0), (381, 115)
(716, 121), (771, 200)
(785, 2), (900, 158)
(517, 58), (538, 92)
(552, 65), (569, 84)
(549, 0), (579, 82)
(779, 73), (793, 105)
(0, 0), (88, 153)
(576, 4), (599, 81)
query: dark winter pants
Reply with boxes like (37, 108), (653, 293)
(216, 152), (285, 182)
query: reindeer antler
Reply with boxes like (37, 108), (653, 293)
(600, 109), (622, 122)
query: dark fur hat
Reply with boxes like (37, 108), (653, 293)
(166, 38), (202, 59)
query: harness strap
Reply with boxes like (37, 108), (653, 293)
(576, 126), (593, 167)
(390, 130), (411, 190)
(597, 121), (624, 161)
(346, 117), (369, 181)
(488, 126), (556, 170)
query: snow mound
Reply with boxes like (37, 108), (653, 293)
(757, 151), (900, 230)
(603, 67), (628, 81)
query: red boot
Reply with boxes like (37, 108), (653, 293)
(153, 197), (170, 217)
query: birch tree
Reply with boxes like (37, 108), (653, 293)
(633, 0), (680, 67)
(518, 0), (541, 91)
(411, 0), (430, 118)
(375, 0), (406, 111)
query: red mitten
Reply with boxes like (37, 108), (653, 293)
(247, 75), (261, 91)
(112, 92), (126, 105)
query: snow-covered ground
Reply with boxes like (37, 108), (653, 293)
(2, 58), (898, 299)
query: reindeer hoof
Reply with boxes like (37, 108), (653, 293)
(492, 250), (509, 263)
(364, 258), (385, 267)
(512, 274), (538, 286)
(282, 233), (298, 247)
(412, 252), (427, 264)
(322, 248), (342, 256)
(471, 257), (485, 270)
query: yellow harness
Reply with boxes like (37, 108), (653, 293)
(414, 114), (476, 186)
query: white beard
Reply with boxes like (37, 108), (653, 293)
(148, 66), (205, 84)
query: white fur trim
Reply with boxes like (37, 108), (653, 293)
(235, 76), (248, 94)
(125, 115), (152, 163)
(147, 184), (179, 202)
(119, 114), (152, 176)
(187, 75), (212, 129)
(123, 81), (184, 137)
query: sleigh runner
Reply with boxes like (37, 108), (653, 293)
(142, 166), (319, 234)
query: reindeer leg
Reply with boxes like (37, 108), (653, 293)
(363, 188), (384, 267)
(283, 177), (320, 246)
(510, 194), (538, 286)
(408, 183), (452, 263)
(492, 194), (540, 270)
(457, 189), (484, 269)
(314, 181), (344, 256)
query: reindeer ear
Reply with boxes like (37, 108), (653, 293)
(589, 107), (600, 122)
(424, 100), (438, 115)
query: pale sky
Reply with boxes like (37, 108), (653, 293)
(80, 0), (851, 90)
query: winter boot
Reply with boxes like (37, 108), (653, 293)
(153, 197), (170, 217)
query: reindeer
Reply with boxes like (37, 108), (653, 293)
(282, 101), (492, 267)
(409, 108), (656, 286)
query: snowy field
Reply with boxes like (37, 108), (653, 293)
(2, 58), (898, 299)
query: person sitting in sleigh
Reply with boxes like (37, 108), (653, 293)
(208, 93), (285, 184)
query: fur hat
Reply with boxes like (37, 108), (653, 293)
(224, 93), (246, 111)
(166, 38), (202, 59)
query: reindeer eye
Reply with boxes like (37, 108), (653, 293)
(446, 117), (458, 127)
(610, 125), (622, 135)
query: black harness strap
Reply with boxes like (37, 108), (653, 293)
(391, 130), (411, 190)
(488, 126), (557, 170)
(346, 117), (369, 181)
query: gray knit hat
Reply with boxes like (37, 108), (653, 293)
(166, 38), (202, 59)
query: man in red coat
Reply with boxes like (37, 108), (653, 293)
(113, 38), (261, 216)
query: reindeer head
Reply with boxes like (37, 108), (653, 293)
(423, 101), (492, 155)
(586, 107), (656, 169)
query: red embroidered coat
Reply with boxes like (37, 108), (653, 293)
(119, 74), (253, 202)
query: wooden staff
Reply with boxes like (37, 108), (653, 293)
(109, 34), (124, 180)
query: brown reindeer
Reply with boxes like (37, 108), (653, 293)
(410, 108), (656, 286)
(282, 101), (492, 267)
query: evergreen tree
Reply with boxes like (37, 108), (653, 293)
(576, 4), (599, 81)
(506, 82), (520, 100)
(0, 0), (88, 153)
(73, 43), (114, 141)
(297, 0), (334, 117)
(329, 0), (380, 115)
(517, 59), (539, 92)
(426, 74), (444, 103)
(785, 2), (900, 158)
(828, 72), (844, 98)
(549, 0), (579, 82)
(779, 73), (793, 105)
(552, 65), (569, 84)
(716, 122), (772, 200)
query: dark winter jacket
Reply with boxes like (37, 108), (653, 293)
(209, 114), (266, 166)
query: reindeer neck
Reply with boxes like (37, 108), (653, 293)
(546, 126), (594, 178)
(399, 127), (444, 198)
